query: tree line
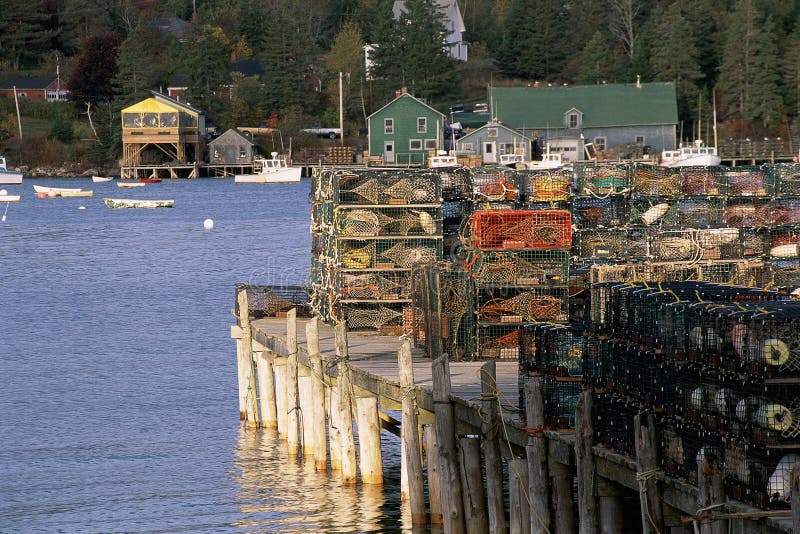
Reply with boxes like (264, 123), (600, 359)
(1, 0), (799, 165)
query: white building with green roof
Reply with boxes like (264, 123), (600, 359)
(487, 81), (678, 160)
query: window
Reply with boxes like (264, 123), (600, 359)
(462, 142), (474, 151)
(487, 127), (498, 138)
(213, 148), (221, 158)
(384, 118), (394, 134)
(500, 143), (516, 155)
(417, 117), (427, 133)
(567, 113), (580, 129)
(409, 139), (422, 150)
(239, 147), (246, 158)
(635, 135), (645, 145)
(424, 139), (437, 150)
(594, 137), (607, 151)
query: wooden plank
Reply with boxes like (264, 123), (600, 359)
(481, 361), (507, 534)
(433, 355), (465, 533)
(576, 390), (597, 534)
(286, 310), (299, 456)
(524, 377), (550, 533)
(399, 339), (425, 526)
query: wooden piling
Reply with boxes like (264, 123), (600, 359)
(273, 360), (288, 440)
(458, 436), (488, 533)
(480, 361), (507, 534)
(335, 322), (357, 484)
(329, 385), (342, 471)
(306, 318), (328, 472)
(286, 309), (300, 456)
(634, 412), (664, 534)
(298, 374), (315, 456)
(575, 389), (598, 534)
(355, 396), (383, 484)
(398, 338), (425, 526)
(792, 466), (800, 533)
(236, 288), (259, 427)
(697, 453), (726, 534)
(550, 460), (577, 534)
(597, 478), (624, 534)
(523, 377), (550, 533)
(508, 458), (531, 534)
(254, 344), (277, 428)
(425, 424), (443, 525)
(432, 354), (465, 533)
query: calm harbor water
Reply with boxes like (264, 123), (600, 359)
(0, 178), (405, 532)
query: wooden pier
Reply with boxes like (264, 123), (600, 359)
(232, 291), (798, 533)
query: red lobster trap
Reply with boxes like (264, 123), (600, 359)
(469, 209), (572, 249)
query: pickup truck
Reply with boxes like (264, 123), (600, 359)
(301, 125), (347, 139)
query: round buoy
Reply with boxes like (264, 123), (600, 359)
(203, 218), (214, 230)
(78, 206), (87, 210)
(0, 189), (6, 196)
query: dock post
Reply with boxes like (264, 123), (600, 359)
(329, 385), (342, 471)
(480, 361), (507, 534)
(286, 309), (300, 457)
(508, 458), (531, 534)
(298, 373), (315, 456)
(273, 360), (289, 439)
(792, 466), (800, 533)
(551, 459), (577, 534)
(697, 451), (726, 534)
(458, 436), (488, 533)
(335, 322), (358, 484)
(597, 478), (624, 534)
(254, 342), (277, 428)
(425, 424), (444, 525)
(575, 389), (598, 534)
(524, 377), (551, 533)
(355, 396), (383, 484)
(432, 354), (465, 533)
(306, 318), (328, 472)
(236, 288), (259, 428)
(398, 339), (426, 526)
(634, 412), (664, 534)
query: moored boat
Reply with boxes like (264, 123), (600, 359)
(661, 140), (721, 167)
(235, 153), (301, 184)
(33, 184), (83, 195)
(0, 193), (21, 202)
(0, 156), (23, 185)
(118, 181), (146, 188)
(140, 177), (163, 183)
(428, 152), (460, 168)
(524, 145), (563, 170)
(60, 190), (93, 197)
(92, 176), (113, 183)
(103, 197), (174, 209)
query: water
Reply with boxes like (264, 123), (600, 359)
(0, 179), (404, 532)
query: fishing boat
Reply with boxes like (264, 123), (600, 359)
(0, 156), (24, 185)
(524, 146), (563, 170)
(33, 184), (84, 195)
(92, 176), (113, 183)
(428, 152), (459, 168)
(499, 153), (524, 168)
(60, 190), (93, 197)
(661, 140), (721, 167)
(103, 198), (174, 209)
(118, 181), (146, 188)
(140, 177), (163, 184)
(234, 153), (301, 184)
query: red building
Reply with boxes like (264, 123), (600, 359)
(0, 76), (69, 103)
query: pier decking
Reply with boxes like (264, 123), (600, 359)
(236, 312), (796, 534)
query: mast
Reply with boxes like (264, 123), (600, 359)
(712, 90), (718, 151)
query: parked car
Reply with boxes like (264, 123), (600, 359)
(301, 125), (347, 139)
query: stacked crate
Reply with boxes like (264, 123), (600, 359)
(309, 169), (443, 332)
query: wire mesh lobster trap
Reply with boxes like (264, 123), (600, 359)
(723, 197), (773, 228)
(339, 302), (405, 333)
(310, 169), (336, 203)
(575, 228), (626, 260)
(574, 161), (631, 196)
(723, 438), (800, 509)
(725, 166), (769, 196)
(743, 306), (800, 380)
(573, 196), (626, 228)
(631, 164), (681, 197)
(335, 170), (441, 205)
(469, 209), (572, 249)
(439, 167), (473, 200)
(728, 382), (800, 447)
(519, 169), (573, 203)
(770, 198), (800, 226)
(336, 206), (442, 237)
(661, 418), (722, 485)
(337, 270), (412, 301)
(442, 199), (472, 225)
(519, 323), (585, 377)
(771, 163), (800, 196)
(650, 230), (704, 262)
(477, 286), (569, 323)
(471, 249), (570, 287)
(471, 169), (520, 202)
(679, 167), (725, 196)
(627, 197), (678, 227)
(234, 283), (312, 318)
(769, 259), (800, 290)
(583, 334), (613, 390)
(540, 376), (582, 429)
(311, 202), (335, 234)
(675, 197), (726, 228)
(338, 238), (443, 270)
(477, 323), (524, 359)
(769, 227), (800, 257)
(741, 227), (770, 257)
(696, 227), (745, 260)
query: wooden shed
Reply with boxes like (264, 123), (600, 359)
(208, 129), (256, 164)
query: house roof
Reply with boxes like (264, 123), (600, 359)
(0, 76), (59, 90)
(151, 90), (204, 114)
(208, 128), (255, 146)
(228, 59), (264, 80)
(489, 82), (678, 129)
(368, 92), (445, 120)
(459, 120), (533, 142)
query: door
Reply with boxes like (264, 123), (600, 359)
(384, 141), (395, 163)
(483, 141), (496, 164)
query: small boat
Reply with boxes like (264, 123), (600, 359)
(524, 145), (563, 170)
(428, 152), (460, 168)
(499, 153), (525, 168)
(118, 181), (146, 188)
(661, 140), (721, 167)
(92, 176), (113, 183)
(103, 197), (174, 209)
(0, 193), (21, 202)
(0, 155), (23, 185)
(33, 184), (83, 195)
(60, 190), (93, 197)
(140, 177), (162, 183)
(235, 153), (301, 184)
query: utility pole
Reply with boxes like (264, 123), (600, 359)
(339, 72), (345, 148)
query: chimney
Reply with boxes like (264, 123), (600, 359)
(636, 75), (641, 88)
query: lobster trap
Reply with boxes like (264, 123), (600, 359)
(771, 163), (800, 196)
(337, 270), (412, 301)
(234, 283), (312, 318)
(336, 206), (442, 237)
(743, 306), (800, 380)
(574, 162), (631, 195)
(573, 196), (626, 228)
(519, 323), (585, 377)
(679, 167), (725, 196)
(741, 227), (769, 257)
(627, 197), (678, 227)
(728, 383), (800, 446)
(631, 164), (681, 197)
(477, 323), (523, 359)
(540, 376), (582, 429)
(649, 230), (704, 262)
(723, 439), (800, 509)
(477, 286), (569, 323)
(770, 198), (800, 226)
(661, 418), (722, 485)
(442, 199), (472, 225)
(338, 238), (442, 269)
(520, 169), (573, 203)
(575, 228), (626, 260)
(769, 259), (800, 290)
(335, 170), (441, 205)
(471, 249), (570, 286)
(724, 197), (773, 228)
(725, 166), (769, 196)
(339, 302), (405, 333)
(471, 169), (520, 202)
(439, 167), (473, 201)
(469, 209), (572, 249)
(675, 197), (725, 228)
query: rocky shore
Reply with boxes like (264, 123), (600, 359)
(15, 164), (119, 178)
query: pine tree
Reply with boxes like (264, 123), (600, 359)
(748, 16), (783, 128)
(574, 31), (615, 85)
(0, 0), (57, 71)
(113, 25), (165, 106)
(784, 22), (800, 127)
(496, 0), (568, 81)
(59, 0), (113, 55)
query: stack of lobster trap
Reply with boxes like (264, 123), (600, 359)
(577, 280), (800, 509)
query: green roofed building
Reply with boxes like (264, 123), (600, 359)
(488, 81), (678, 160)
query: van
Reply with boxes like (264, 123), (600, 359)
(473, 102), (488, 114)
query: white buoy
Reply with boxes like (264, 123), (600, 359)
(0, 189), (7, 196)
(203, 218), (214, 230)
(78, 206), (87, 210)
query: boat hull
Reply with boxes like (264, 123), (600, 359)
(118, 182), (146, 188)
(92, 176), (113, 183)
(0, 194), (21, 202)
(234, 167), (302, 183)
(103, 198), (174, 209)
(0, 171), (23, 185)
(33, 185), (83, 194)
(61, 190), (93, 197)
(663, 155), (722, 167)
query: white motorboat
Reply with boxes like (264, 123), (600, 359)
(661, 140), (721, 167)
(499, 153), (525, 168)
(118, 181), (146, 188)
(33, 184), (84, 195)
(524, 146), (563, 170)
(235, 153), (301, 184)
(0, 156), (23, 185)
(428, 153), (460, 168)
(92, 176), (114, 183)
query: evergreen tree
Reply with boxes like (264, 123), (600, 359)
(574, 30), (616, 85)
(748, 16), (783, 128)
(496, 0), (568, 81)
(59, 0), (113, 55)
(0, 0), (57, 70)
(784, 22), (800, 127)
(325, 21), (367, 125)
(229, 76), (264, 128)
(181, 25), (232, 99)
(235, 1), (270, 54)
(113, 25), (165, 106)
(68, 31), (122, 105)
(682, 0), (724, 89)
(649, 3), (703, 120)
